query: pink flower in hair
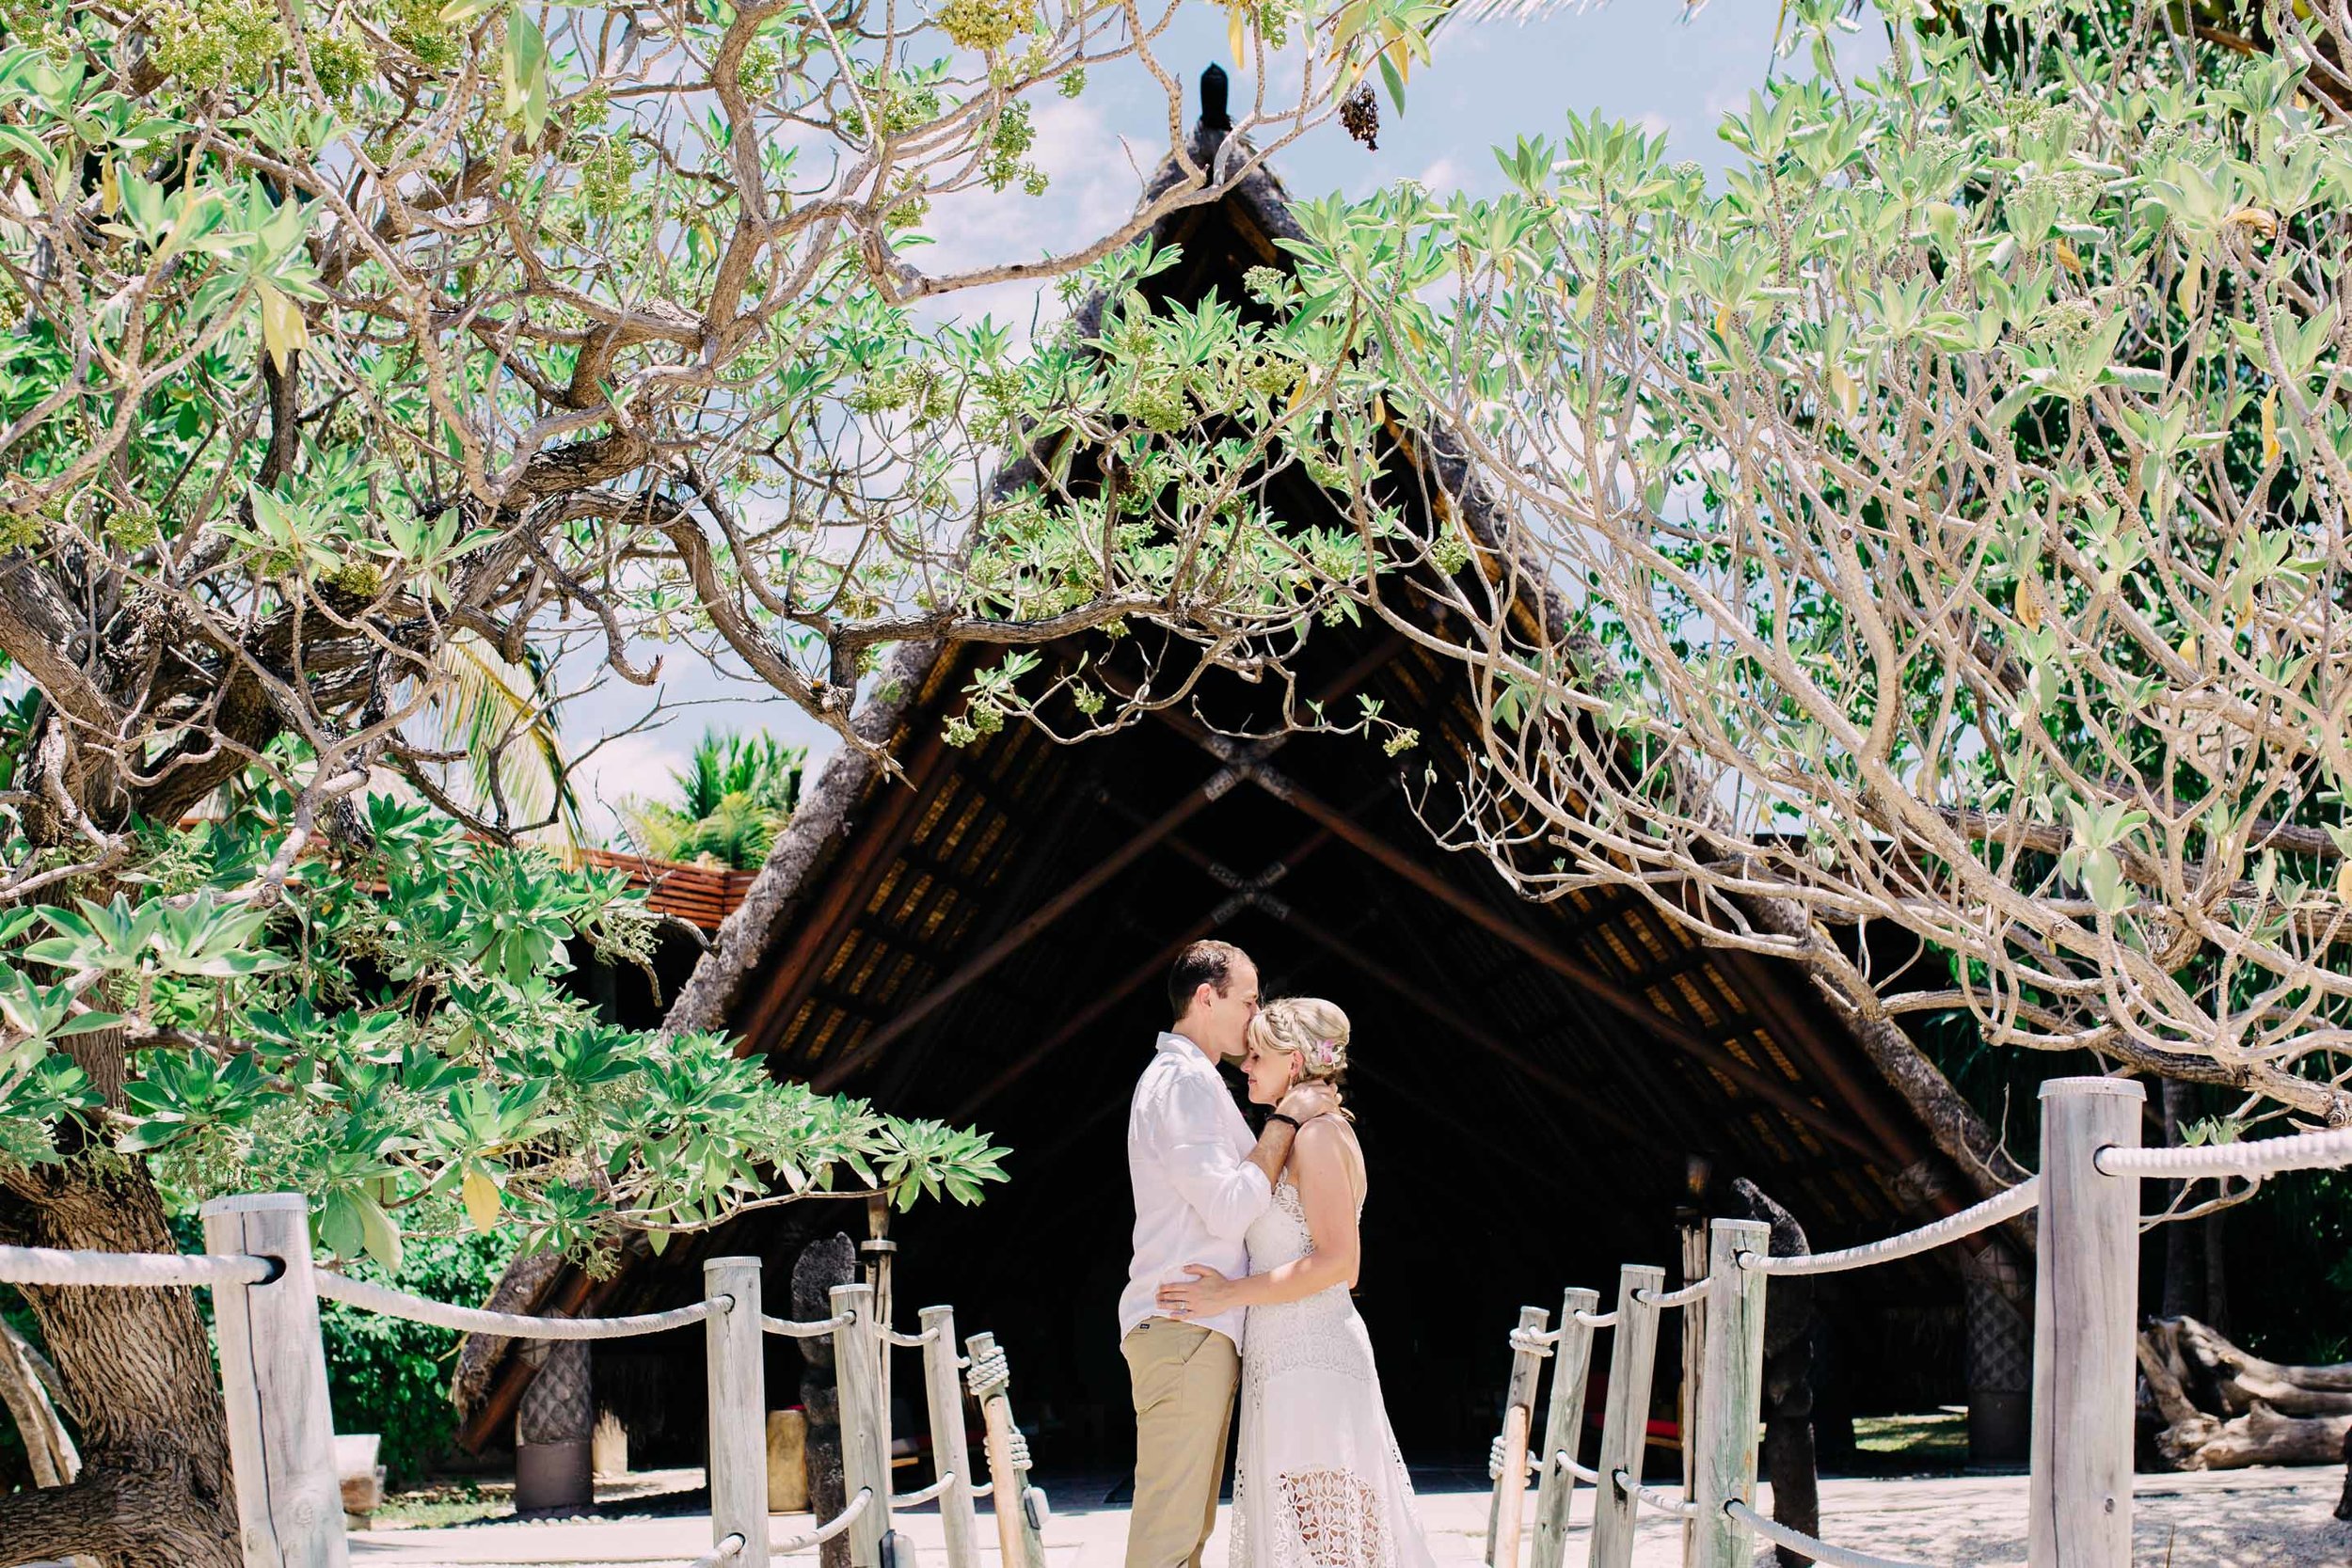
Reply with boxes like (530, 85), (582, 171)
(1306, 1037), (1341, 1071)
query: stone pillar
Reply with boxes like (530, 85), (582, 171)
(516, 1339), (595, 1513)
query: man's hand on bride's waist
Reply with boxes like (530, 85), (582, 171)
(1158, 1265), (1237, 1320)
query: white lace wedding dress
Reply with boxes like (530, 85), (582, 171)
(1229, 1180), (1438, 1568)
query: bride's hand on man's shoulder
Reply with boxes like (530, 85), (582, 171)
(1156, 1264), (1234, 1319)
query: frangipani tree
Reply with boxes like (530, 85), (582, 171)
(1227, 0), (2352, 1142)
(0, 0), (1442, 1550)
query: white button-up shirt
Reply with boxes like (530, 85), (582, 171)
(1120, 1031), (1272, 1350)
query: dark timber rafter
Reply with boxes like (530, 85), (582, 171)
(1119, 702), (1887, 1162)
(947, 828), (1334, 1122)
(806, 634), (1413, 1092)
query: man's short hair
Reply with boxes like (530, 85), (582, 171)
(1168, 940), (1249, 1019)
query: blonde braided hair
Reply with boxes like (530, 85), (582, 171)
(1247, 997), (1351, 1102)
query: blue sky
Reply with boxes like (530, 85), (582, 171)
(563, 2), (1893, 839)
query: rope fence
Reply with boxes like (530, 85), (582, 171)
(681, 1531), (745, 1568)
(0, 1243), (274, 1290)
(314, 1273), (716, 1338)
(2098, 1122), (2352, 1178)
(771, 1487), (876, 1555)
(1481, 1077), (2352, 1568)
(1634, 1280), (1708, 1310)
(1725, 1500), (1937, 1568)
(1736, 1178), (2041, 1278)
(0, 1193), (1048, 1568)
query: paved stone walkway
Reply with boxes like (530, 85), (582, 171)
(348, 1465), (2352, 1566)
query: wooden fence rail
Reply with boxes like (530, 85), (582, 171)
(1482, 1076), (2352, 1568)
(0, 1201), (1050, 1568)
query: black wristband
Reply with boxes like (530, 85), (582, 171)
(1267, 1112), (1301, 1132)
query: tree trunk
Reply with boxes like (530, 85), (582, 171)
(2203, 1209), (2231, 1335)
(0, 1160), (239, 1568)
(2158, 1080), (2201, 1318)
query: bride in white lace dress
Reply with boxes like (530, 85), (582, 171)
(1155, 998), (1438, 1568)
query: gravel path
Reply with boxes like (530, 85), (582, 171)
(348, 1465), (2352, 1566)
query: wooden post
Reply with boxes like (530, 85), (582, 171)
(200, 1193), (349, 1568)
(967, 1331), (1049, 1568)
(919, 1306), (981, 1568)
(705, 1258), (769, 1563)
(1486, 1306), (1550, 1566)
(1691, 1219), (1771, 1568)
(1531, 1287), (1600, 1568)
(1585, 1263), (1664, 1568)
(832, 1282), (891, 1568)
(2028, 1077), (2143, 1568)
(1677, 1221), (1707, 1566)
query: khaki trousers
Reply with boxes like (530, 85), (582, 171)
(1121, 1318), (1241, 1568)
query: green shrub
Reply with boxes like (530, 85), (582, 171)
(319, 1232), (517, 1486)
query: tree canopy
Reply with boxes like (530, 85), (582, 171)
(1096, 0), (2352, 1131)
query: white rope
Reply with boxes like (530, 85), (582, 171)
(1725, 1500), (1942, 1568)
(683, 1532), (744, 1567)
(966, 1342), (1013, 1400)
(764, 1310), (855, 1338)
(896, 1470), (958, 1507)
(1553, 1452), (1600, 1484)
(1507, 1326), (1559, 1354)
(2100, 1125), (2352, 1179)
(0, 1243), (273, 1290)
(1615, 1469), (1698, 1520)
(1487, 1436), (1542, 1481)
(1571, 1307), (1618, 1328)
(1636, 1280), (1708, 1309)
(314, 1273), (714, 1338)
(1740, 1180), (2040, 1276)
(882, 1325), (938, 1348)
(772, 1487), (873, 1554)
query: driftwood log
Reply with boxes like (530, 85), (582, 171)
(2137, 1317), (2352, 1475)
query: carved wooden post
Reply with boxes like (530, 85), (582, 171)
(705, 1258), (768, 1562)
(1691, 1219), (1771, 1568)
(1486, 1305), (1550, 1566)
(919, 1306), (981, 1568)
(2028, 1078), (2143, 1568)
(1586, 1263), (1663, 1568)
(967, 1331), (1048, 1568)
(1531, 1287), (1599, 1568)
(833, 1282), (891, 1568)
(201, 1193), (349, 1568)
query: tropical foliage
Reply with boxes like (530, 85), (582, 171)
(0, 0), (1439, 1547)
(1213, 0), (2352, 1130)
(619, 729), (804, 870)
(7, 785), (1005, 1259)
(941, 0), (2352, 1155)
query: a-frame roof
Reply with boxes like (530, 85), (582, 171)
(455, 83), (2021, 1449)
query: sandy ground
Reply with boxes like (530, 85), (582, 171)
(346, 1464), (2352, 1567)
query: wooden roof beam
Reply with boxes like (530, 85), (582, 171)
(807, 757), (1248, 1092)
(1269, 905), (1672, 1156)
(1149, 734), (1889, 1163)
(946, 829), (1334, 1122)
(815, 635), (1415, 1090)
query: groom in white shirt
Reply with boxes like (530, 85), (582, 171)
(1120, 939), (1335, 1568)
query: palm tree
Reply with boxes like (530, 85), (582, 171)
(618, 730), (806, 870)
